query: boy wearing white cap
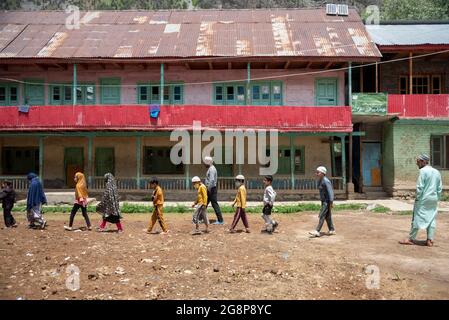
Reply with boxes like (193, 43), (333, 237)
(229, 175), (250, 233)
(309, 166), (336, 237)
(191, 176), (209, 235)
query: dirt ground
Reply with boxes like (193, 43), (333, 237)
(1, 209), (449, 300)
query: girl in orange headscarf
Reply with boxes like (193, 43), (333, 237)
(64, 172), (91, 231)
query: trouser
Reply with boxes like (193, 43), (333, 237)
(207, 187), (223, 223)
(193, 205), (209, 226)
(27, 204), (45, 226)
(148, 205), (168, 232)
(262, 204), (275, 229)
(3, 207), (16, 227)
(230, 207), (249, 230)
(69, 203), (91, 228)
(316, 202), (334, 232)
(100, 219), (123, 231)
(409, 221), (436, 241)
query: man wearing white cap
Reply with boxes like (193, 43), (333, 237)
(400, 154), (442, 247)
(309, 166), (336, 237)
(204, 156), (224, 224)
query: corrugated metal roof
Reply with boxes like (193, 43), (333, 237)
(388, 94), (449, 118)
(0, 8), (380, 59)
(0, 105), (353, 132)
(366, 24), (449, 46)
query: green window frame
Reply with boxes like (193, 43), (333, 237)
(137, 82), (184, 105)
(267, 146), (305, 175)
(143, 146), (184, 174)
(0, 83), (19, 106)
(431, 135), (449, 169)
(100, 78), (121, 105)
(23, 79), (45, 105)
(213, 82), (246, 105)
(49, 83), (96, 105)
(250, 81), (283, 106)
(95, 147), (115, 176)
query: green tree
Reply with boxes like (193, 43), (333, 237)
(381, 0), (449, 21)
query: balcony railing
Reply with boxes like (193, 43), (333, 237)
(388, 94), (449, 118)
(1, 176), (344, 192)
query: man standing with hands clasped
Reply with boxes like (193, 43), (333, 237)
(204, 156), (224, 225)
(309, 166), (336, 238)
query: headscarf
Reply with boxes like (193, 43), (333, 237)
(74, 172), (88, 200)
(26, 173), (47, 210)
(96, 173), (121, 218)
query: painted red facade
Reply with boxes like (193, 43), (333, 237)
(388, 94), (449, 118)
(0, 105), (353, 132)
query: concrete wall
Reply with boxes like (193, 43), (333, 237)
(386, 121), (449, 195)
(380, 59), (449, 94)
(2, 65), (346, 106)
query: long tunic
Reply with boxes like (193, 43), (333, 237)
(412, 165), (442, 230)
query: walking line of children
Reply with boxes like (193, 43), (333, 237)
(2, 166), (338, 239)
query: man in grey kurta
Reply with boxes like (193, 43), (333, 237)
(204, 156), (224, 224)
(400, 154), (442, 247)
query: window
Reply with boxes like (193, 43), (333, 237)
(50, 83), (96, 105)
(431, 135), (449, 169)
(100, 78), (121, 104)
(0, 83), (19, 106)
(1, 147), (39, 174)
(266, 146), (305, 174)
(95, 147), (115, 176)
(399, 75), (443, 94)
(251, 81), (283, 105)
(213, 82), (246, 105)
(137, 83), (184, 104)
(143, 147), (184, 174)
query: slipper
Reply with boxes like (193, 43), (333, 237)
(399, 239), (415, 245)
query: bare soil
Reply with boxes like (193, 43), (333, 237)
(1, 210), (449, 300)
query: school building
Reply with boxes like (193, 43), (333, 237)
(3, 9), (447, 200)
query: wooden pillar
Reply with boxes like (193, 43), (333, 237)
(340, 135), (346, 188)
(375, 62), (379, 93)
(348, 62), (353, 106)
(409, 52), (413, 95)
(290, 134), (295, 190)
(38, 137), (44, 186)
(160, 63), (164, 105)
(360, 64), (364, 93)
(72, 63), (77, 106)
(87, 136), (93, 187)
(246, 62), (251, 105)
(136, 136), (141, 189)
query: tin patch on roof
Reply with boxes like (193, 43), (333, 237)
(133, 16), (148, 24)
(37, 32), (68, 57)
(164, 24), (180, 33)
(196, 22), (214, 56)
(271, 16), (294, 55)
(236, 39), (251, 56)
(114, 45), (133, 57)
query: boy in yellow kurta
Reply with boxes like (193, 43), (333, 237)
(191, 176), (209, 235)
(147, 177), (169, 234)
(229, 175), (250, 233)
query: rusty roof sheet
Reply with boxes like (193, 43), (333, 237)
(0, 8), (381, 59)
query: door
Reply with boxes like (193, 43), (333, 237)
(100, 78), (121, 104)
(24, 79), (45, 105)
(315, 78), (338, 106)
(95, 147), (114, 176)
(64, 147), (84, 188)
(362, 143), (381, 187)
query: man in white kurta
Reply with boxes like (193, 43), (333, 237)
(400, 154), (442, 247)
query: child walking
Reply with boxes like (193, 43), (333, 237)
(26, 173), (47, 230)
(261, 175), (278, 234)
(229, 175), (250, 233)
(65, 172), (91, 231)
(147, 177), (169, 235)
(0, 180), (17, 228)
(191, 176), (209, 235)
(96, 173), (123, 233)
(309, 166), (336, 237)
